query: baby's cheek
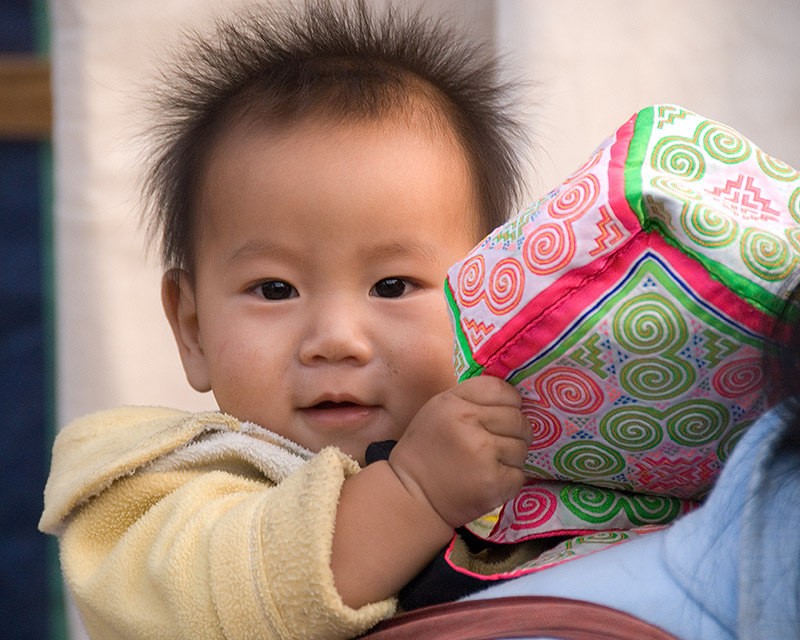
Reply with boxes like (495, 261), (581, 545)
(430, 316), (463, 380)
(390, 297), (461, 421)
(411, 336), (459, 396)
(208, 341), (285, 420)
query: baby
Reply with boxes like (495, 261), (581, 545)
(39, 2), (531, 639)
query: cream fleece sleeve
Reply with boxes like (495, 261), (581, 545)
(59, 447), (395, 640)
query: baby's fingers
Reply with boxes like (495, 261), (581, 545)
(483, 445), (529, 508)
(481, 403), (532, 448)
(454, 376), (522, 408)
(495, 430), (531, 470)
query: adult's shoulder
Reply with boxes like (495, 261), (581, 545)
(662, 401), (800, 638)
(737, 401), (800, 637)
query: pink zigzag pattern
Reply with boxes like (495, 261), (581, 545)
(463, 317), (495, 346)
(590, 204), (626, 256)
(633, 455), (717, 496)
(707, 175), (782, 221)
(656, 106), (688, 128)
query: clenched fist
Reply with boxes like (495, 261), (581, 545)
(388, 376), (531, 529)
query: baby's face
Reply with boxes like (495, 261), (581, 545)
(171, 114), (479, 464)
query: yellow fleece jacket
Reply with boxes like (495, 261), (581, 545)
(39, 406), (396, 640)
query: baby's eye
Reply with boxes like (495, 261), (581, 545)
(371, 277), (413, 298)
(256, 280), (297, 300)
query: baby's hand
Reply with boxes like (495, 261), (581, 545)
(388, 376), (531, 529)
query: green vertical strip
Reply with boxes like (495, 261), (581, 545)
(444, 280), (484, 380)
(623, 105), (654, 226)
(33, 0), (49, 53)
(33, 1), (67, 638)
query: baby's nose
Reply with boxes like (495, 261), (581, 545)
(298, 302), (373, 365)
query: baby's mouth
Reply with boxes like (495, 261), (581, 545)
(312, 400), (361, 410)
(300, 399), (379, 426)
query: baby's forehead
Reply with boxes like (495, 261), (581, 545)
(193, 105), (482, 259)
(203, 100), (483, 223)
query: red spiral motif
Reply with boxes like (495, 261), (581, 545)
(522, 223), (576, 275)
(509, 486), (557, 530)
(485, 258), (525, 314)
(712, 357), (765, 398)
(456, 255), (485, 307)
(535, 367), (604, 414)
(522, 404), (562, 450)
(547, 174), (600, 219)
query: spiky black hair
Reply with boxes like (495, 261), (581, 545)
(143, 0), (529, 269)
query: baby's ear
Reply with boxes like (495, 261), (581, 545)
(161, 269), (212, 392)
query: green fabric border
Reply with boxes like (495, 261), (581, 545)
(623, 105), (654, 228)
(444, 280), (484, 380)
(691, 256), (795, 320)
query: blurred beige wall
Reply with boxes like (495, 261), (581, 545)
(51, 1), (800, 636)
(498, 0), (800, 196)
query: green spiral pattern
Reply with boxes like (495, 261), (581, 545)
(559, 485), (617, 523)
(614, 295), (694, 400)
(613, 294), (686, 355)
(666, 400), (728, 446)
(560, 485), (682, 525)
(790, 187), (800, 224)
(741, 228), (796, 281)
(599, 407), (664, 451)
(757, 149), (800, 181)
(652, 138), (705, 181)
(574, 531), (630, 546)
(682, 203), (738, 248)
(553, 441), (625, 479)
(628, 494), (684, 523)
(787, 228), (800, 254)
(620, 357), (695, 400)
(700, 122), (751, 164)
(651, 175), (702, 203)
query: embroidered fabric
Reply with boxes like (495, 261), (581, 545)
(446, 104), (800, 546)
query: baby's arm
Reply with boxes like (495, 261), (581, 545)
(330, 376), (530, 608)
(58, 445), (395, 640)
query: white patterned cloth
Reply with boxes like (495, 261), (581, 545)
(447, 105), (800, 546)
(465, 403), (800, 640)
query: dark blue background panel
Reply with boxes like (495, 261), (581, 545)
(1, 0), (59, 638)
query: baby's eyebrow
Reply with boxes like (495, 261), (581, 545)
(226, 239), (441, 266)
(363, 241), (440, 263)
(227, 240), (297, 265)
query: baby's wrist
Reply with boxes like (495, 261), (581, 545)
(380, 459), (454, 536)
